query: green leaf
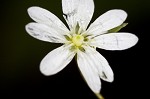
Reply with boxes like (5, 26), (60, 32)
(108, 23), (128, 33)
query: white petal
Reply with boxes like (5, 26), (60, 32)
(85, 47), (114, 82)
(40, 45), (75, 76)
(27, 7), (69, 34)
(26, 23), (67, 43)
(77, 49), (101, 93)
(62, 0), (94, 30)
(87, 10), (127, 36)
(90, 33), (138, 50)
(80, 46), (113, 82)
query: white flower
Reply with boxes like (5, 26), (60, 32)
(25, 0), (138, 93)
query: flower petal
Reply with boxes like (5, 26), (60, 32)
(90, 33), (139, 50)
(27, 7), (69, 34)
(26, 23), (67, 43)
(40, 45), (75, 76)
(85, 47), (114, 82)
(77, 48), (101, 93)
(79, 46), (113, 82)
(87, 10), (127, 36)
(62, 0), (94, 30)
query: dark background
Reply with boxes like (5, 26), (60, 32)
(0, 0), (148, 98)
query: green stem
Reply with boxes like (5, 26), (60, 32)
(95, 93), (104, 99)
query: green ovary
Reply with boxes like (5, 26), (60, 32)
(72, 35), (84, 47)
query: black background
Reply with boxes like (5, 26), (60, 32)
(0, 0), (148, 98)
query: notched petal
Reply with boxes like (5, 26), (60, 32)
(62, 0), (94, 30)
(27, 6), (69, 33)
(91, 33), (138, 50)
(83, 47), (114, 82)
(25, 23), (66, 43)
(88, 9), (127, 36)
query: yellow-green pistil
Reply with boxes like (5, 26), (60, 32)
(72, 35), (84, 47)
(65, 24), (89, 51)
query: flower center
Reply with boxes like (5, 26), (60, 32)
(72, 35), (84, 47)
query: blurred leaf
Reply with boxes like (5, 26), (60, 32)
(108, 23), (128, 33)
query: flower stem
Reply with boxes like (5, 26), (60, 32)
(95, 93), (104, 99)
